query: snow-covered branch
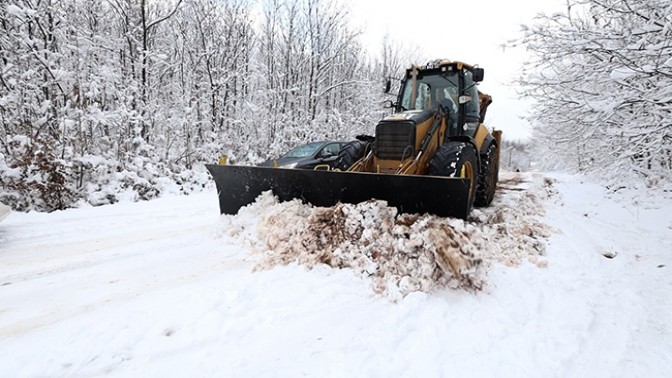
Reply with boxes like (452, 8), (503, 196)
(518, 0), (672, 185)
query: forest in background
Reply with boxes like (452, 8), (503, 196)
(1, 0), (670, 212)
(0, 0), (419, 211)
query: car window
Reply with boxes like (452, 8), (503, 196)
(283, 142), (323, 158)
(319, 143), (340, 157)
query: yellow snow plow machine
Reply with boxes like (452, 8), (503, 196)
(206, 60), (501, 219)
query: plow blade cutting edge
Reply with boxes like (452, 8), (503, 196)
(205, 165), (472, 219)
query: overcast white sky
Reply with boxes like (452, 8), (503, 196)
(346, 0), (568, 140)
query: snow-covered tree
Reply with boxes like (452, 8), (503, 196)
(500, 139), (533, 172)
(519, 0), (672, 187)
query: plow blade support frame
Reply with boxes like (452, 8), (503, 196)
(206, 165), (471, 219)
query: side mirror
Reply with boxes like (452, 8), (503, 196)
(472, 68), (484, 82)
(382, 100), (394, 109)
(384, 79), (391, 93)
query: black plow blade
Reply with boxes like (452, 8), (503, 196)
(205, 165), (472, 219)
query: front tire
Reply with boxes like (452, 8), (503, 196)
(429, 141), (479, 214)
(335, 140), (369, 171)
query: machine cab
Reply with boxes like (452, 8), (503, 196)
(396, 61), (483, 137)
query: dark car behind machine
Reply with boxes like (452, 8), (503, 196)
(259, 141), (345, 170)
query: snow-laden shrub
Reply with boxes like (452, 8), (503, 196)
(0, 136), (213, 211)
(72, 150), (211, 207)
(0, 136), (78, 211)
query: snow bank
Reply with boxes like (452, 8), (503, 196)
(218, 171), (553, 299)
(471, 173), (555, 267)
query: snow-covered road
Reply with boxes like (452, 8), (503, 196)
(0, 172), (670, 377)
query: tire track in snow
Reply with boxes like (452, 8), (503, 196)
(0, 252), (249, 339)
(0, 202), (250, 339)
(0, 222), (213, 284)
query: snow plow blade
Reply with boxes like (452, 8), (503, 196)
(206, 164), (472, 219)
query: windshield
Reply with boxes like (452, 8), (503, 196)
(400, 71), (459, 111)
(283, 142), (323, 158)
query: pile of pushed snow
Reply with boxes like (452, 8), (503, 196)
(217, 171), (554, 299)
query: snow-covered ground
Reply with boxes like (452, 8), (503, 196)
(0, 172), (671, 377)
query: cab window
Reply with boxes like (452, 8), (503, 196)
(401, 82), (432, 110)
(462, 70), (480, 122)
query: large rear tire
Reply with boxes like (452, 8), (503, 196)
(335, 140), (369, 171)
(429, 141), (478, 214)
(475, 143), (498, 207)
